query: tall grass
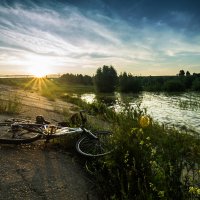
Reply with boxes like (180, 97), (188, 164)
(59, 92), (200, 199)
(0, 94), (22, 114)
(82, 104), (200, 199)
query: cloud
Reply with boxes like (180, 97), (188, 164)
(0, 0), (199, 75)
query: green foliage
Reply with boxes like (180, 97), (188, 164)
(119, 72), (142, 93)
(0, 78), (32, 87)
(0, 94), (21, 114)
(192, 79), (200, 91)
(84, 105), (200, 200)
(164, 80), (185, 92)
(94, 65), (118, 93)
(59, 73), (93, 85)
(186, 71), (191, 76)
(179, 70), (185, 76)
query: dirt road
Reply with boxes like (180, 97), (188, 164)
(0, 85), (98, 200)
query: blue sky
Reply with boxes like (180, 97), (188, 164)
(0, 0), (200, 76)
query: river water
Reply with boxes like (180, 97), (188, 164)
(81, 92), (200, 134)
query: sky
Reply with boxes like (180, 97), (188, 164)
(0, 0), (200, 76)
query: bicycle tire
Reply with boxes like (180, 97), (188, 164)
(76, 130), (113, 157)
(0, 123), (42, 144)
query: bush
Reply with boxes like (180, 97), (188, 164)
(192, 79), (200, 91)
(164, 80), (185, 92)
(0, 94), (21, 114)
(85, 106), (200, 199)
(119, 73), (142, 93)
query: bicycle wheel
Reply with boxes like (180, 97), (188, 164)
(76, 130), (113, 157)
(0, 123), (42, 144)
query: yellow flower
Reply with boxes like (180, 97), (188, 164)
(139, 115), (150, 128)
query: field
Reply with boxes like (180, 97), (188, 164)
(0, 78), (200, 199)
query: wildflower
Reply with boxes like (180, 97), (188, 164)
(189, 186), (200, 195)
(139, 115), (150, 128)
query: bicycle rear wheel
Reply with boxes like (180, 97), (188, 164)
(76, 131), (113, 157)
(0, 123), (42, 144)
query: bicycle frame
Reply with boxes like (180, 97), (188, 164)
(0, 111), (112, 157)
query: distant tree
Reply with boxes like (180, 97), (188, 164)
(179, 70), (185, 76)
(59, 73), (93, 85)
(119, 72), (142, 93)
(186, 71), (191, 76)
(94, 65), (118, 93)
(192, 78), (200, 91)
(193, 73), (200, 77)
(164, 80), (185, 92)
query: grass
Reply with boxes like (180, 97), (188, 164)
(0, 78), (94, 100)
(0, 94), (22, 114)
(54, 90), (200, 199)
(65, 101), (200, 200)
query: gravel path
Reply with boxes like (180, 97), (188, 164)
(0, 145), (97, 200)
(0, 85), (98, 200)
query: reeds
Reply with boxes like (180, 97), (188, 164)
(0, 94), (21, 114)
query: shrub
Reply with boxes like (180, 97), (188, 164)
(164, 80), (185, 92)
(192, 79), (200, 91)
(0, 94), (21, 114)
(85, 105), (200, 199)
(119, 73), (142, 93)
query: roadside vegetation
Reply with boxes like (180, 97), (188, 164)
(65, 99), (199, 199)
(93, 105), (200, 199)
(0, 94), (21, 114)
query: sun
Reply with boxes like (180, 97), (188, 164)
(26, 55), (54, 78)
(28, 66), (51, 78)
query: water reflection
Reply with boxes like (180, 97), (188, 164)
(80, 92), (200, 133)
(81, 93), (96, 104)
(81, 93), (117, 106)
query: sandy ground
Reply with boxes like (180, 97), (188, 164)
(0, 85), (98, 200)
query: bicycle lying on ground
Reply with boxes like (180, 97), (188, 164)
(0, 111), (112, 157)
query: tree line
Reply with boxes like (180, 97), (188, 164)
(59, 73), (93, 85)
(59, 66), (200, 93)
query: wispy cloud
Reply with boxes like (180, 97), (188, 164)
(0, 1), (199, 75)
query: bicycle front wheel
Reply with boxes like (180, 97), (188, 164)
(76, 131), (113, 157)
(0, 123), (42, 144)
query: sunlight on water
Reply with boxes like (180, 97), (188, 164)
(81, 93), (96, 104)
(138, 92), (200, 133)
(81, 92), (200, 133)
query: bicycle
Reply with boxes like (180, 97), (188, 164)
(0, 111), (112, 157)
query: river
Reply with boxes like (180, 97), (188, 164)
(81, 92), (200, 134)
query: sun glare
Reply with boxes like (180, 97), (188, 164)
(26, 55), (54, 78)
(29, 66), (51, 78)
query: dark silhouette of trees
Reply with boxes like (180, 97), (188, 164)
(164, 80), (185, 92)
(179, 70), (185, 76)
(59, 68), (200, 93)
(193, 73), (200, 77)
(192, 78), (200, 91)
(94, 65), (118, 93)
(186, 71), (190, 76)
(59, 73), (93, 85)
(119, 72), (142, 93)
